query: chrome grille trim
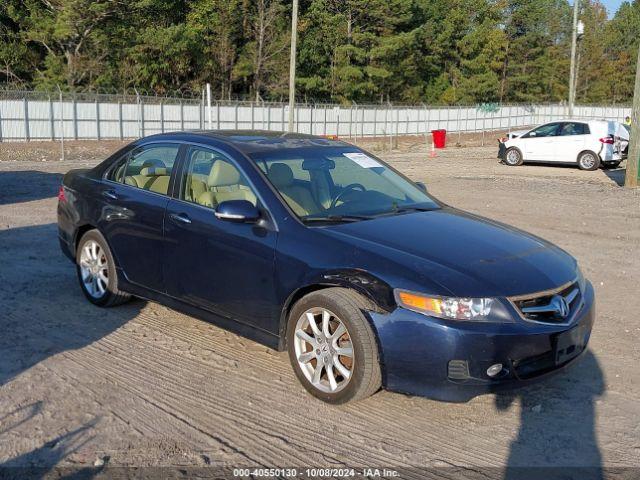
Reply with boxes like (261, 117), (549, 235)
(508, 278), (582, 326)
(508, 278), (576, 302)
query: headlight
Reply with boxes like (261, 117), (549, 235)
(394, 289), (514, 322)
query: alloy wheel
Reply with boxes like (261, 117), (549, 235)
(580, 153), (596, 170)
(506, 149), (520, 165)
(79, 240), (109, 299)
(293, 308), (354, 393)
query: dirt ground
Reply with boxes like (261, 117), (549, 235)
(0, 137), (639, 478)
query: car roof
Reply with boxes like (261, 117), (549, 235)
(136, 130), (354, 155)
(561, 119), (622, 125)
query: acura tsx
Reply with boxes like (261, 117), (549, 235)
(57, 131), (595, 403)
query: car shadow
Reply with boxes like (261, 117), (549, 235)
(602, 166), (626, 187)
(0, 223), (143, 474)
(521, 161), (578, 170)
(0, 171), (64, 205)
(497, 350), (605, 479)
(0, 222), (144, 387)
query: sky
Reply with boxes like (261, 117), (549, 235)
(600, 0), (626, 17)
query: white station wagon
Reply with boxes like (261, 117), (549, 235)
(499, 119), (629, 170)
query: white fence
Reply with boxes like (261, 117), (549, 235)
(0, 90), (632, 142)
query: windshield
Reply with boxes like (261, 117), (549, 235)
(250, 147), (439, 222)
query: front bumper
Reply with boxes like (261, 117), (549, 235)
(369, 282), (595, 402)
(497, 141), (506, 160)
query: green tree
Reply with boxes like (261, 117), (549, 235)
(1, 2), (38, 86)
(298, 0), (414, 103)
(0, 0), (637, 104)
(187, 0), (243, 99)
(600, 0), (640, 102)
(11, 0), (126, 89)
(499, 0), (572, 103)
(233, 0), (290, 101)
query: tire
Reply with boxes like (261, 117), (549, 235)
(76, 230), (131, 307)
(504, 147), (523, 166)
(577, 151), (600, 171)
(286, 288), (382, 404)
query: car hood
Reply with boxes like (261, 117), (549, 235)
(322, 207), (577, 298)
(508, 129), (529, 138)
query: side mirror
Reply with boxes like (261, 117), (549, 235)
(215, 200), (260, 223)
(415, 181), (428, 193)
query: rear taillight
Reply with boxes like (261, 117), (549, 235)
(57, 186), (66, 202)
(599, 136), (615, 144)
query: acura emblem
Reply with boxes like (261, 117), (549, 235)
(550, 294), (570, 319)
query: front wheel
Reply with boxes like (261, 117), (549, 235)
(287, 288), (381, 404)
(504, 147), (523, 166)
(577, 151), (600, 171)
(76, 230), (131, 307)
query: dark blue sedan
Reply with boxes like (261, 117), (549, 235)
(57, 131), (595, 403)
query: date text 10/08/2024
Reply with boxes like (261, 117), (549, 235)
(232, 468), (400, 478)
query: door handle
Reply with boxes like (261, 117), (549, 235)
(102, 190), (118, 200)
(169, 212), (192, 225)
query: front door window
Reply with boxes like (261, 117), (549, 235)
(180, 147), (257, 208)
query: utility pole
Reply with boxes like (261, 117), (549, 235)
(56, 85), (65, 161)
(625, 46), (640, 188)
(568, 0), (579, 117)
(287, 0), (299, 133)
(206, 83), (212, 130)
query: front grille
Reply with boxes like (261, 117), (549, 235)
(511, 281), (582, 324)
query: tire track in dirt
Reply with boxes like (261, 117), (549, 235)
(128, 311), (512, 460)
(52, 310), (511, 469)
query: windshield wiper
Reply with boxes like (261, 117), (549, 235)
(373, 206), (436, 217)
(302, 214), (374, 224)
(395, 206), (435, 213)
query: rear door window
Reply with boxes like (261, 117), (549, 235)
(122, 144), (180, 195)
(106, 154), (129, 183)
(560, 122), (590, 136)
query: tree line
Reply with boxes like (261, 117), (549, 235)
(1, 0), (639, 104)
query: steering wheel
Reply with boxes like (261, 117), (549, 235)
(330, 183), (366, 209)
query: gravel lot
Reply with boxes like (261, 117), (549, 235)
(0, 138), (639, 478)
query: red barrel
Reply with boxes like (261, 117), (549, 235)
(431, 129), (447, 149)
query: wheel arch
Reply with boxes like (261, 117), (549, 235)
(577, 149), (601, 162)
(73, 223), (98, 259)
(276, 269), (395, 351)
(73, 224), (122, 269)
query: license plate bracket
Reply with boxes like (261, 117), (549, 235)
(554, 326), (586, 365)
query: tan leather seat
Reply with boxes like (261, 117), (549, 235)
(198, 160), (256, 208)
(125, 166), (170, 195)
(268, 163), (320, 216)
(187, 177), (208, 202)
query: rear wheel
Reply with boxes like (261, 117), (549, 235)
(76, 230), (131, 307)
(577, 151), (600, 171)
(504, 147), (523, 166)
(287, 288), (381, 404)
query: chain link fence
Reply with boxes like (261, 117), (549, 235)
(0, 89), (632, 143)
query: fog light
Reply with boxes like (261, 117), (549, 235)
(486, 363), (503, 377)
